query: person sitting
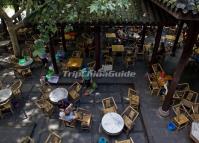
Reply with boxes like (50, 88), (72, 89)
(81, 66), (92, 88)
(59, 103), (77, 122)
(117, 28), (127, 41)
(57, 98), (70, 110)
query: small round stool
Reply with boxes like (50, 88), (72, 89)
(98, 137), (108, 143)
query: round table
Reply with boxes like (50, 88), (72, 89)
(0, 40), (10, 47)
(101, 112), (124, 135)
(18, 57), (33, 67)
(0, 88), (12, 104)
(190, 122), (199, 143)
(49, 88), (68, 103)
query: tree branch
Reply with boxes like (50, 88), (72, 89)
(0, 7), (11, 22)
(14, 20), (24, 31)
(11, 7), (25, 20)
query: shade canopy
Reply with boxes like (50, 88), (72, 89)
(25, 0), (177, 26)
(150, 0), (199, 21)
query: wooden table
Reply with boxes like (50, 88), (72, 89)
(106, 33), (116, 38)
(112, 45), (124, 52)
(66, 58), (83, 70)
(0, 88), (12, 104)
(190, 122), (199, 143)
(49, 88), (68, 103)
(165, 35), (176, 41)
(101, 112), (124, 135)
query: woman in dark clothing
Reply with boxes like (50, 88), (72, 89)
(57, 98), (70, 109)
(156, 42), (166, 63)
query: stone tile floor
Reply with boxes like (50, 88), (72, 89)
(0, 47), (198, 143)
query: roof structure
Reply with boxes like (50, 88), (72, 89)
(26, 0), (177, 26)
(150, 0), (199, 21)
(73, 0), (176, 25)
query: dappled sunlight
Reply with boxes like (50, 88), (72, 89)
(31, 96), (38, 100)
(48, 123), (59, 130)
(2, 71), (15, 77)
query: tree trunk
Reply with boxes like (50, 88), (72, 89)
(171, 21), (184, 56)
(7, 23), (21, 58)
(0, 8), (21, 58)
(1, 18), (8, 34)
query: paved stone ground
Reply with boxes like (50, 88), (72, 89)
(0, 46), (198, 143)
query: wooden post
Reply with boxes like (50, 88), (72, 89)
(139, 25), (147, 52)
(61, 24), (67, 53)
(161, 22), (199, 113)
(150, 25), (163, 64)
(171, 21), (184, 56)
(49, 36), (59, 74)
(94, 26), (101, 70)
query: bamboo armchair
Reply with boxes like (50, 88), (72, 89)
(149, 81), (160, 96)
(115, 137), (134, 143)
(122, 106), (139, 133)
(102, 97), (118, 114)
(128, 88), (139, 110)
(45, 132), (62, 143)
(151, 63), (164, 75)
(190, 103), (199, 122)
(102, 49), (110, 58)
(10, 79), (22, 97)
(59, 117), (77, 128)
(181, 90), (198, 112)
(124, 56), (135, 68)
(0, 100), (14, 117)
(104, 56), (114, 65)
(146, 73), (161, 96)
(172, 103), (190, 130)
(39, 82), (53, 95)
(173, 83), (190, 102)
(19, 136), (34, 143)
(35, 98), (54, 116)
(76, 108), (92, 129)
(68, 82), (82, 102)
(15, 67), (32, 78)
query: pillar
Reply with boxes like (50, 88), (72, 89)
(150, 24), (163, 64)
(171, 21), (184, 56)
(139, 25), (147, 52)
(49, 36), (59, 74)
(61, 24), (67, 53)
(159, 22), (199, 116)
(94, 26), (101, 70)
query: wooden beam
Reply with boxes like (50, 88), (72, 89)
(171, 21), (184, 56)
(162, 21), (199, 112)
(150, 24), (163, 64)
